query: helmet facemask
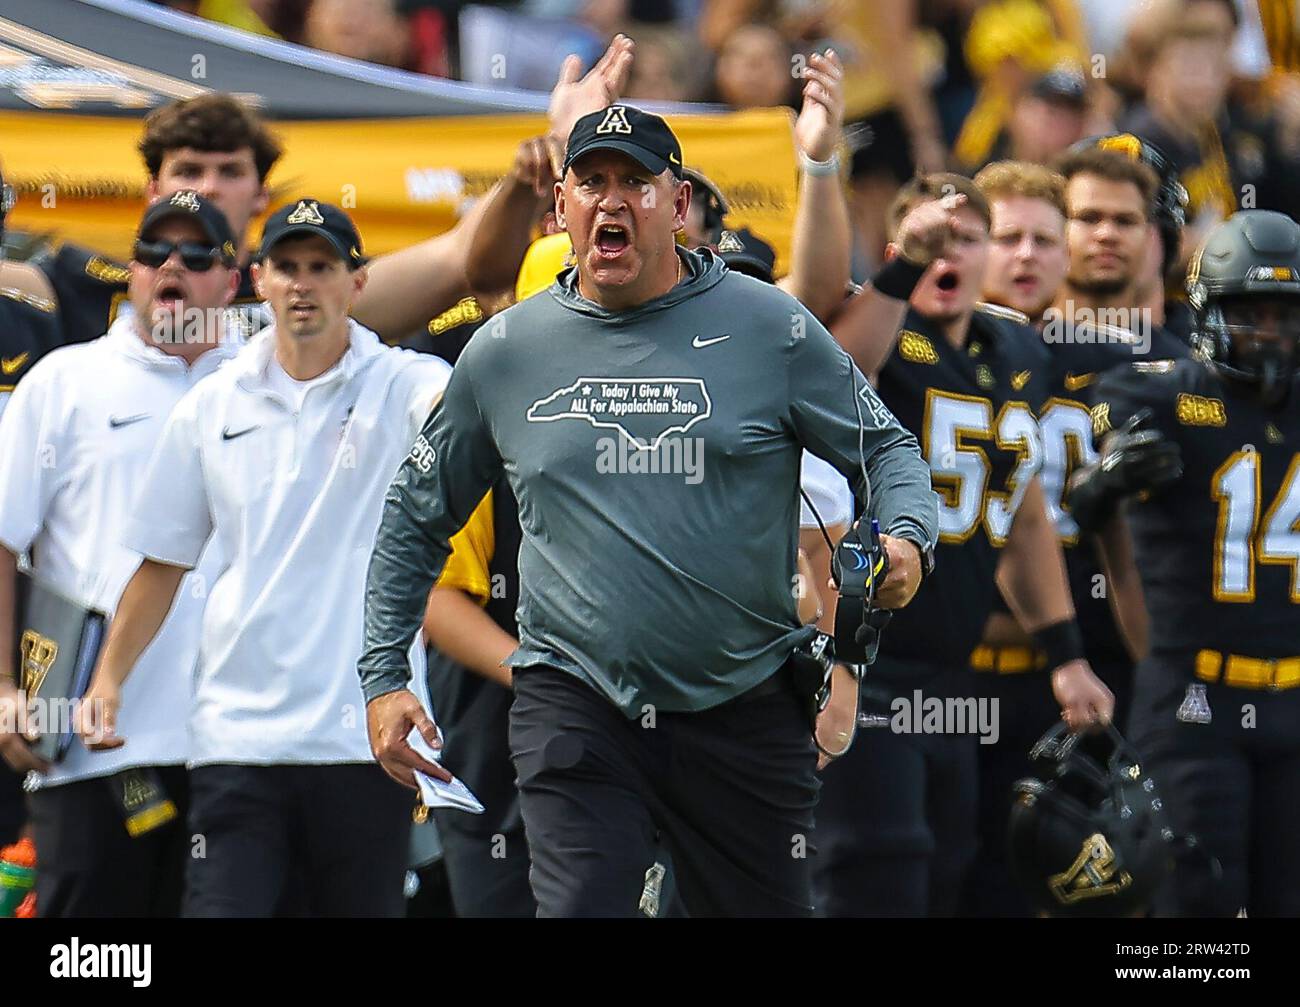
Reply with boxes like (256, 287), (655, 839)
(1198, 294), (1300, 408)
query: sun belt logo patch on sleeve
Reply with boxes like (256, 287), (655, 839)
(527, 377), (711, 450)
(1175, 393), (1226, 427)
(898, 330), (939, 365)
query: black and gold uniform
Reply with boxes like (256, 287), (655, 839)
(1078, 209), (1300, 916)
(815, 303), (1050, 918)
(1092, 358), (1300, 915)
(958, 320), (1191, 917)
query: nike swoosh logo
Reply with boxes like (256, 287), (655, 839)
(108, 413), (151, 429)
(1, 353), (29, 375)
(221, 425), (260, 441)
(1063, 372), (1095, 391)
(669, 152), (681, 165)
(692, 333), (731, 348)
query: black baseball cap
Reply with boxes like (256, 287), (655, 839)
(1030, 67), (1087, 108)
(139, 189), (237, 263)
(563, 104), (684, 179)
(259, 198), (367, 269)
(716, 228), (776, 284)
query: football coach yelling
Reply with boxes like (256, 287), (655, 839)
(359, 105), (939, 917)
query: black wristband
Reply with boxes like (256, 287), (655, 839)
(871, 256), (928, 301)
(1033, 619), (1086, 670)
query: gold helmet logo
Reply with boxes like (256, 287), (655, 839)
(1049, 833), (1133, 905)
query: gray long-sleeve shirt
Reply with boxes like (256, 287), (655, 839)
(359, 248), (937, 716)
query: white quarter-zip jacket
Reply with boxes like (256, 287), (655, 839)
(123, 321), (450, 765)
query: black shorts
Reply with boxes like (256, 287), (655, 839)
(508, 664), (820, 917)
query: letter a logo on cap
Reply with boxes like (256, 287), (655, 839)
(717, 230), (744, 253)
(595, 106), (633, 135)
(170, 190), (201, 212)
(287, 200), (325, 225)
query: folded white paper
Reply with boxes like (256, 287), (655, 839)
(407, 720), (485, 815)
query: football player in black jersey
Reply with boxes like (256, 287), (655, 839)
(1035, 147), (1194, 716)
(957, 160), (1076, 915)
(817, 173), (1113, 917)
(1073, 209), (1300, 916)
(957, 149), (1194, 914)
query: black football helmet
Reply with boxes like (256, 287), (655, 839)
(1007, 722), (1177, 917)
(1070, 133), (1188, 278)
(1187, 210), (1300, 407)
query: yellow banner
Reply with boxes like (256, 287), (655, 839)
(2, 108), (797, 273)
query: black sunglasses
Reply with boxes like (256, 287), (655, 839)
(133, 239), (227, 272)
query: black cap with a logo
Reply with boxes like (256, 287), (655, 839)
(139, 189), (237, 263)
(259, 198), (367, 269)
(563, 104), (684, 179)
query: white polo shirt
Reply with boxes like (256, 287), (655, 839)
(122, 321), (451, 766)
(0, 317), (239, 786)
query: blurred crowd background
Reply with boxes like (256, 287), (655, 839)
(144, 0), (1300, 273)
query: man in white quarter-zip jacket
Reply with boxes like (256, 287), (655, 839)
(80, 199), (452, 918)
(0, 190), (240, 917)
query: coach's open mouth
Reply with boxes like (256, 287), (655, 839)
(935, 269), (959, 292)
(595, 223), (630, 257)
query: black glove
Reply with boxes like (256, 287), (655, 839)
(1067, 409), (1182, 534)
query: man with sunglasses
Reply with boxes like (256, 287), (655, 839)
(0, 190), (239, 916)
(78, 200), (452, 917)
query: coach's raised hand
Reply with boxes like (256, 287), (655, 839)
(546, 34), (635, 175)
(366, 689), (452, 789)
